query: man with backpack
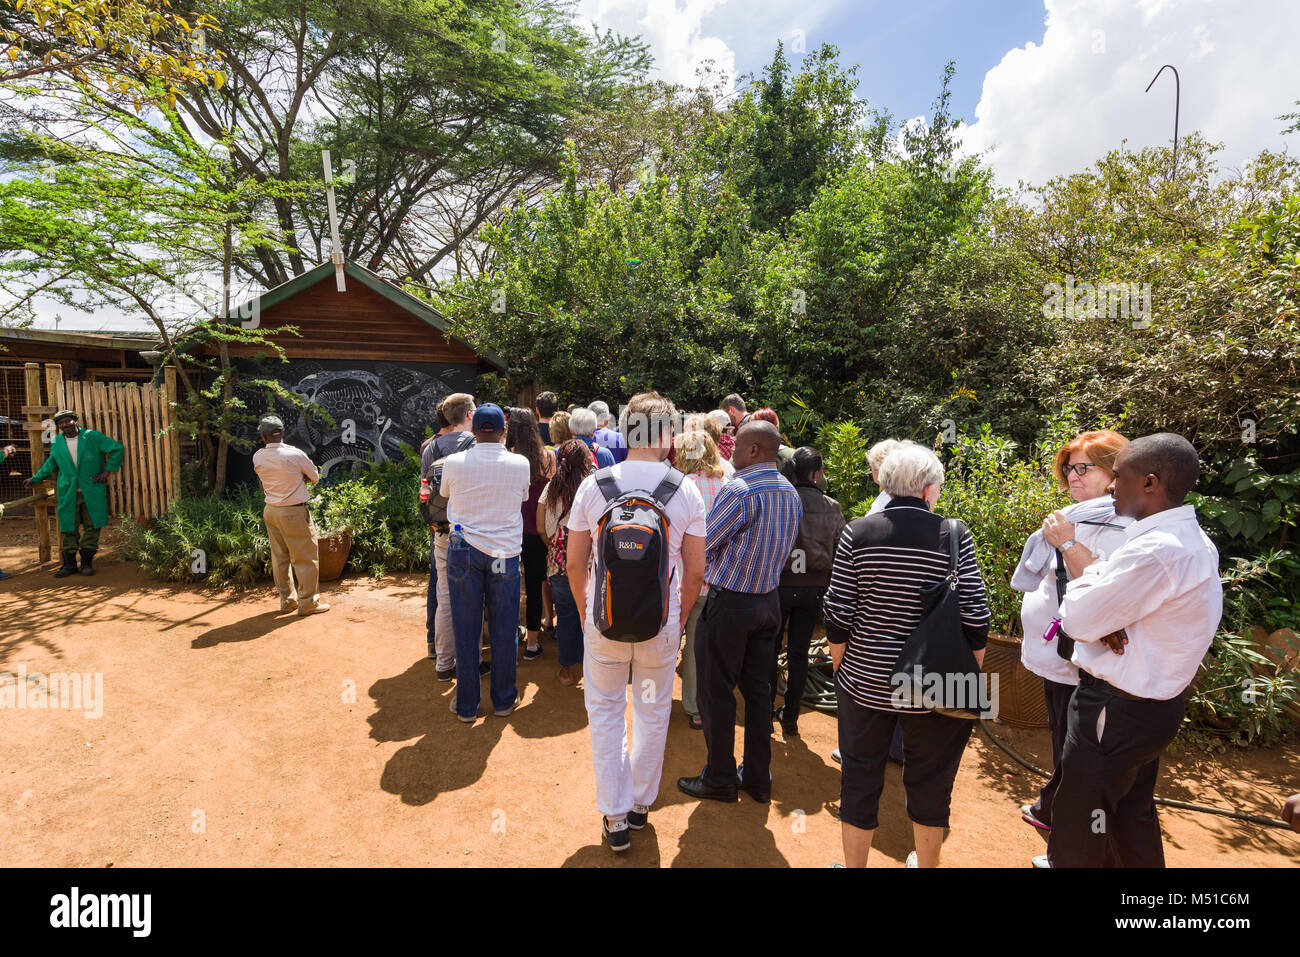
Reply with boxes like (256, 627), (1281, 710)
(678, 420), (802, 804)
(566, 391), (707, 852)
(421, 393), (478, 679)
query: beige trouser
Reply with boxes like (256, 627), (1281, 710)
(264, 504), (321, 612)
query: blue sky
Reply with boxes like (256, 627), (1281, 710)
(712, 0), (1048, 126)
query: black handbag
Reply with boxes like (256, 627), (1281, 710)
(889, 518), (984, 720)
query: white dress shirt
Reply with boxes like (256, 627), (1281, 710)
(1019, 510), (1131, 685)
(867, 490), (891, 515)
(252, 442), (319, 506)
(439, 441), (531, 558)
(1060, 504), (1222, 700)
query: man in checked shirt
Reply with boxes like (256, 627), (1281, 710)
(678, 420), (802, 804)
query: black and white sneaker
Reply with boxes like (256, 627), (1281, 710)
(523, 644), (543, 661)
(626, 804), (649, 830)
(602, 816), (631, 852)
(436, 667), (455, 682)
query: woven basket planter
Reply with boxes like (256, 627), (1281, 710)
(983, 632), (1049, 729)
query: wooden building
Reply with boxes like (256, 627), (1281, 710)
(214, 259), (506, 484)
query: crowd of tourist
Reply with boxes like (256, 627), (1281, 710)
(403, 386), (1227, 866)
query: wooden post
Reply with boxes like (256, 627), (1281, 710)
(23, 362), (52, 563)
(162, 365), (180, 504)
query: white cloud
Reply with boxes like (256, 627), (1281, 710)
(958, 0), (1300, 188)
(577, 0), (737, 88)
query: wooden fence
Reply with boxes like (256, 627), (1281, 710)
(55, 372), (181, 522)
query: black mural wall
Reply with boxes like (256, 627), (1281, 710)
(229, 358), (476, 487)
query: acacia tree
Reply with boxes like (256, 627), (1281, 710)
(0, 85), (316, 494)
(89, 0), (652, 290)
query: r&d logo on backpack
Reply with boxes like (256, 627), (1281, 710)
(592, 466), (684, 642)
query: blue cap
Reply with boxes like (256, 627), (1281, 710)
(471, 403), (506, 432)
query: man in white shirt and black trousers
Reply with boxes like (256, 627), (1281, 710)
(1041, 433), (1222, 868)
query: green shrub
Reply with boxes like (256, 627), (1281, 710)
(818, 419), (870, 514)
(937, 424), (1069, 637)
(123, 451), (431, 587)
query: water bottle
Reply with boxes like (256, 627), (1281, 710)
(419, 477), (430, 504)
(450, 523), (467, 550)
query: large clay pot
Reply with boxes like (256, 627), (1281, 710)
(982, 632), (1050, 729)
(318, 530), (352, 582)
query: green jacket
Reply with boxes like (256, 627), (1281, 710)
(31, 428), (125, 532)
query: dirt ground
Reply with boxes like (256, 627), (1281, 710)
(1, 516), (1297, 868)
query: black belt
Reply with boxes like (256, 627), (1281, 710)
(1080, 671), (1157, 703)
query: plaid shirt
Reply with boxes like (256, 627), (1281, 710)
(704, 462), (802, 594)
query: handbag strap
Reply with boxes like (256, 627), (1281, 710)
(1053, 548), (1069, 606)
(945, 518), (960, 588)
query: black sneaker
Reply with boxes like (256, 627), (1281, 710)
(436, 668), (455, 682)
(479, 660), (492, 678)
(523, 644), (543, 661)
(626, 804), (649, 830)
(602, 816), (630, 852)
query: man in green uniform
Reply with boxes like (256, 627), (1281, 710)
(0, 442), (15, 580)
(24, 410), (124, 578)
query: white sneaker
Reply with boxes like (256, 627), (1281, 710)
(449, 696), (477, 723)
(906, 851), (918, 868)
(1031, 854), (1051, 868)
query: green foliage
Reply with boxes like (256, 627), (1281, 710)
(816, 419), (870, 513)
(123, 453), (430, 586)
(937, 425), (1069, 638)
(1183, 551), (1300, 747)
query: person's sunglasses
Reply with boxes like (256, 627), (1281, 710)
(1061, 462), (1100, 477)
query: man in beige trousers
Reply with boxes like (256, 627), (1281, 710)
(252, 416), (330, 616)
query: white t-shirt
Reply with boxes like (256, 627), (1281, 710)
(1019, 513), (1131, 685)
(440, 441), (531, 558)
(65, 434), (80, 467)
(566, 460), (707, 639)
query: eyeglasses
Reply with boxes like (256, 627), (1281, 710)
(1060, 462), (1101, 477)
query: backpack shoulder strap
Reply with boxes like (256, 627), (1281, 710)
(944, 518), (961, 577)
(650, 467), (684, 506)
(594, 467), (620, 503)
(1053, 547), (1069, 607)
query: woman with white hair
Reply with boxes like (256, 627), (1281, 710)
(568, 407), (614, 468)
(823, 443), (991, 868)
(707, 410), (736, 462)
(865, 439), (914, 515)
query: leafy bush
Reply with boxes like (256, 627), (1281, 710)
(937, 424), (1068, 637)
(123, 451), (431, 586)
(1183, 550), (1300, 747)
(817, 419), (870, 513)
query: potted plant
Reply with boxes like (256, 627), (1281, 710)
(311, 480), (377, 582)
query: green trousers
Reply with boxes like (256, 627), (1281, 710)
(59, 492), (101, 552)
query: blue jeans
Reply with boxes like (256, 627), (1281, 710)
(448, 542), (520, 716)
(548, 573), (584, 667)
(426, 532), (437, 656)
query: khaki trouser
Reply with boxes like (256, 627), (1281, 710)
(431, 531), (457, 671)
(264, 504), (321, 612)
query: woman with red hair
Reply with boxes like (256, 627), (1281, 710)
(1011, 428), (1131, 835)
(749, 408), (794, 471)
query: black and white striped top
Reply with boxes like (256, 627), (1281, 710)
(823, 497), (991, 712)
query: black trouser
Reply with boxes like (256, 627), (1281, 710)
(836, 689), (974, 830)
(1030, 676), (1077, 826)
(696, 586), (782, 789)
(520, 533), (547, 632)
(771, 585), (823, 719)
(1047, 672), (1185, 867)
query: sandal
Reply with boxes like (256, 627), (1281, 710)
(557, 665), (576, 686)
(687, 714), (703, 730)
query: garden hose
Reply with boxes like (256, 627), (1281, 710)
(976, 719), (1292, 830)
(776, 639), (1293, 830)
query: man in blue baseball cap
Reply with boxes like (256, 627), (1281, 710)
(439, 403), (532, 723)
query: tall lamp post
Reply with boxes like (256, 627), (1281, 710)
(1145, 64), (1180, 180)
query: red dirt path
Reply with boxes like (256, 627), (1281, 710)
(1, 517), (1297, 867)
